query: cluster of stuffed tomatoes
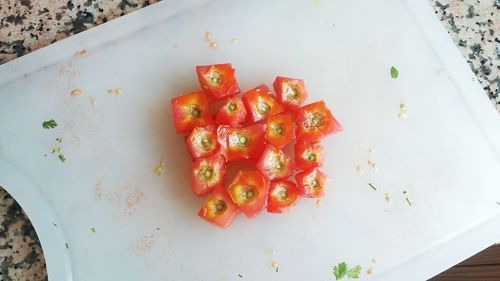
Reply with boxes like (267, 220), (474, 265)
(171, 63), (342, 228)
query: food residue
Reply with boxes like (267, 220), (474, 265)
(155, 161), (166, 176)
(367, 159), (378, 173)
(367, 268), (374, 275)
(114, 88), (123, 96)
(58, 154), (66, 163)
(384, 193), (391, 202)
(107, 88), (123, 96)
(106, 88), (114, 94)
(230, 38), (239, 44)
(94, 180), (103, 200)
(368, 148), (375, 155)
(371, 259), (378, 264)
(89, 97), (97, 107)
(129, 230), (157, 256)
(315, 199), (323, 206)
(204, 31), (218, 49)
(42, 119), (58, 129)
(355, 164), (364, 175)
(238, 274), (243, 278)
(71, 88), (81, 96)
(398, 102), (408, 119)
(403, 190), (413, 206)
(271, 261), (279, 272)
(390, 66), (399, 78)
(90, 227), (96, 233)
(368, 182), (377, 191)
(74, 49), (87, 57)
(56, 137), (62, 143)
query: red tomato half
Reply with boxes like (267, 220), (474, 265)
(171, 91), (213, 133)
(198, 185), (239, 228)
(226, 124), (266, 162)
(191, 154), (226, 196)
(215, 97), (247, 127)
(242, 85), (285, 123)
(185, 126), (219, 160)
(294, 141), (324, 171)
(267, 180), (300, 214)
(216, 125), (231, 160)
(256, 144), (294, 180)
(196, 64), (240, 101)
(295, 168), (327, 198)
(227, 170), (268, 218)
(295, 101), (342, 141)
(273, 76), (308, 111)
(265, 113), (294, 149)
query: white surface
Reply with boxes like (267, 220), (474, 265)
(0, 0), (499, 280)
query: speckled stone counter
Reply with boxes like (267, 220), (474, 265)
(0, 1), (498, 280)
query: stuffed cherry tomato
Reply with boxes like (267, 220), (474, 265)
(256, 144), (294, 180)
(198, 185), (239, 228)
(267, 180), (300, 214)
(295, 168), (327, 198)
(265, 113), (294, 149)
(242, 85), (285, 122)
(294, 141), (324, 171)
(214, 97), (247, 127)
(191, 154), (226, 196)
(227, 170), (268, 218)
(196, 63), (240, 101)
(171, 91), (213, 133)
(295, 101), (341, 141)
(185, 126), (219, 160)
(273, 76), (308, 111)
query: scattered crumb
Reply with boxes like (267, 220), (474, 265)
(71, 88), (81, 96)
(271, 261), (280, 272)
(89, 97), (97, 107)
(355, 164), (364, 175)
(74, 49), (87, 57)
(367, 159), (378, 173)
(106, 88), (114, 94)
(204, 31), (212, 42)
(94, 179), (103, 200)
(129, 231), (157, 256)
(403, 190), (413, 206)
(230, 38), (239, 44)
(371, 259), (378, 264)
(436, 68), (448, 76)
(368, 148), (375, 155)
(384, 193), (391, 202)
(398, 102), (408, 119)
(114, 88), (123, 96)
(367, 268), (374, 275)
(315, 199), (323, 207)
(238, 274), (243, 279)
(155, 161), (166, 176)
(209, 42), (217, 49)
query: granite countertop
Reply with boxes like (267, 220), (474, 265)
(0, 1), (498, 280)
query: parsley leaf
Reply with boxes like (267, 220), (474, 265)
(334, 262), (362, 280)
(91, 227), (96, 233)
(58, 154), (66, 163)
(333, 262), (348, 280)
(42, 119), (58, 129)
(346, 265), (362, 279)
(390, 66), (399, 78)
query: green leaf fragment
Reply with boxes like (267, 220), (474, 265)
(334, 262), (362, 280)
(42, 119), (58, 129)
(58, 154), (66, 163)
(91, 227), (96, 233)
(390, 66), (399, 78)
(346, 265), (362, 279)
(333, 262), (348, 280)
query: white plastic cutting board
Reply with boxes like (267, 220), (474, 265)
(1, 1), (499, 280)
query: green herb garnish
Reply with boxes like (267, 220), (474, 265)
(65, 243), (69, 249)
(56, 137), (62, 143)
(58, 154), (66, 163)
(91, 227), (96, 233)
(333, 262), (362, 280)
(42, 119), (58, 129)
(390, 66), (399, 79)
(368, 183), (377, 191)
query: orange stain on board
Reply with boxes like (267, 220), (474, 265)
(129, 229), (159, 256)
